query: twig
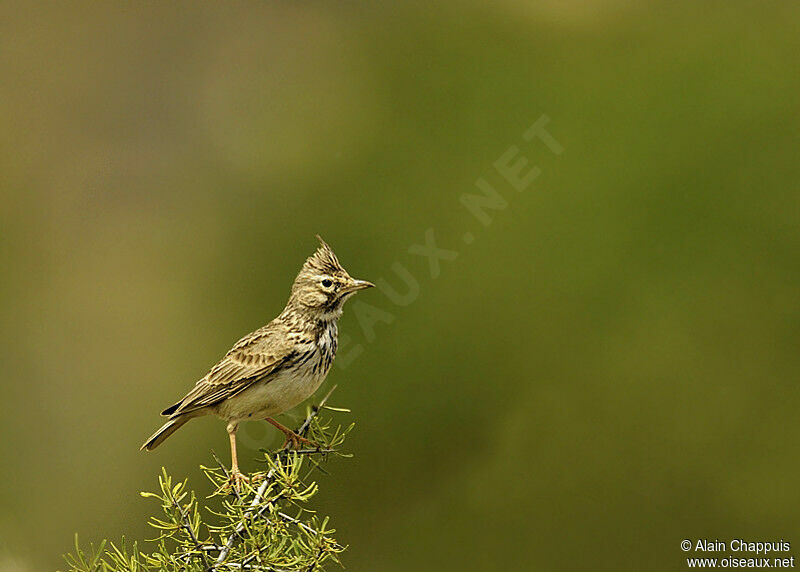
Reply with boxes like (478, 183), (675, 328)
(210, 472), (273, 569)
(288, 448), (337, 455)
(277, 512), (321, 537)
(177, 498), (210, 567)
(296, 385), (338, 437)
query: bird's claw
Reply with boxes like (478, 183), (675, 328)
(228, 470), (250, 491)
(281, 431), (317, 450)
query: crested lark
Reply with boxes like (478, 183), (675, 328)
(141, 236), (373, 486)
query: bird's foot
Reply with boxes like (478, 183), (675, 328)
(265, 417), (319, 450)
(228, 469), (250, 491)
(281, 430), (317, 450)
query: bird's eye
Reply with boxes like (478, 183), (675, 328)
(321, 279), (333, 288)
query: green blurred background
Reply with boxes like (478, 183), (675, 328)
(1, 2), (799, 570)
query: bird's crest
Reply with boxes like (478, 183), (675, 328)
(303, 235), (345, 276)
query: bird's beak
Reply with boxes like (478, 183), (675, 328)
(342, 279), (374, 294)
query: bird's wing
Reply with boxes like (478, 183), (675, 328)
(167, 322), (295, 417)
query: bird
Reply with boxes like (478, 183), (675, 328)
(141, 235), (373, 487)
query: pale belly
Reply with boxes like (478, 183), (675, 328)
(215, 360), (330, 422)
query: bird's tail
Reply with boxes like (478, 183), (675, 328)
(140, 416), (190, 451)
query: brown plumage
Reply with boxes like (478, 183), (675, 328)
(141, 235), (373, 486)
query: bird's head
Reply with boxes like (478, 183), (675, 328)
(289, 235), (373, 318)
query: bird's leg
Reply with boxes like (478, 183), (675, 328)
(227, 422), (249, 489)
(265, 417), (317, 450)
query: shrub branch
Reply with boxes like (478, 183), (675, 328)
(64, 386), (351, 572)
